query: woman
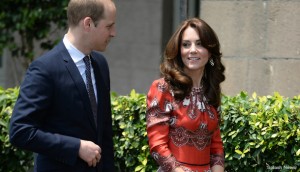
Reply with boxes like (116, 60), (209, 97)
(146, 18), (225, 172)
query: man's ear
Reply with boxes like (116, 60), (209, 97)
(83, 17), (92, 29)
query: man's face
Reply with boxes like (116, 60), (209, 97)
(91, 2), (116, 52)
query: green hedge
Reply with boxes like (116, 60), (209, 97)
(1, 88), (299, 172)
(111, 90), (155, 172)
(0, 87), (33, 172)
(221, 92), (300, 172)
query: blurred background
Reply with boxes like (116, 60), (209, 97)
(1, 0), (299, 97)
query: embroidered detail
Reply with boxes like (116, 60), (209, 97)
(169, 116), (177, 126)
(199, 123), (207, 129)
(183, 98), (190, 106)
(206, 105), (215, 119)
(152, 152), (180, 172)
(203, 170), (212, 172)
(180, 166), (198, 172)
(182, 87), (215, 120)
(169, 125), (212, 151)
(196, 101), (205, 112)
(147, 98), (173, 127)
(165, 101), (172, 113)
(153, 152), (211, 172)
(180, 166), (212, 172)
(210, 154), (225, 168)
(157, 80), (168, 93)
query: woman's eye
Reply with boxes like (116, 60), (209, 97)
(182, 42), (190, 48)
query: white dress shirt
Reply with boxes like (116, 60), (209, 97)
(63, 35), (98, 102)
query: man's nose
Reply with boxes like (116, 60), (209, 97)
(110, 26), (116, 37)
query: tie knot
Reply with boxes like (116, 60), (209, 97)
(83, 55), (91, 67)
(83, 55), (90, 62)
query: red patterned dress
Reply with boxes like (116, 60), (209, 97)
(146, 78), (224, 172)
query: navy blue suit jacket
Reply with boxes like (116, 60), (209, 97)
(9, 41), (114, 172)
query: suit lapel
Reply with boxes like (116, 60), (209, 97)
(58, 42), (97, 130)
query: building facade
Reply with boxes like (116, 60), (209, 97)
(1, 0), (300, 97)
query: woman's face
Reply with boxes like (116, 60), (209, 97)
(180, 26), (210, 74)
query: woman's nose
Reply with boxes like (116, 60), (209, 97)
(190, 44), (197, 53)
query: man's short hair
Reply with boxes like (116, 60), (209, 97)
(67, 0), (108, 27)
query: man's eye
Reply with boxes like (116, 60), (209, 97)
(106, 24), (114, 29)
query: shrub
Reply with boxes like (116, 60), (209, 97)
(0, 87), (33, 172)
(0, 88), (299, 172)
(221, 92), (300, 172)
(111, 90), (156, 172)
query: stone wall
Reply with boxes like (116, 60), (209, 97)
(104, 0), (299, 97)
(103, 0), (163, 95)
(200, 0), (300, 97)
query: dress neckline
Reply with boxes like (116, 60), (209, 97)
(191, 87), (203, 94)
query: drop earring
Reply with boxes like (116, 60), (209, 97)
(209, 58), (214, 66)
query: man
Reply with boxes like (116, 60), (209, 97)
(9, 0), (116, 171)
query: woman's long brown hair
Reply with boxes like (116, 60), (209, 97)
(160, 18), (225, 108)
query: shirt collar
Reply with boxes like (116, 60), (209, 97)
(63, 35), (85, 63)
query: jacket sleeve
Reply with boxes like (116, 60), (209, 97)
(9, 60), (80, 166)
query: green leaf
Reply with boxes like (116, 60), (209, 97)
(135, 165), (144, 171)
(283, 114), (289, 123)
(142, 159), (147, 166)
(296, 149), (300, 156)
(271, 133), (277, 138)
(235, 150), (243, 155)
